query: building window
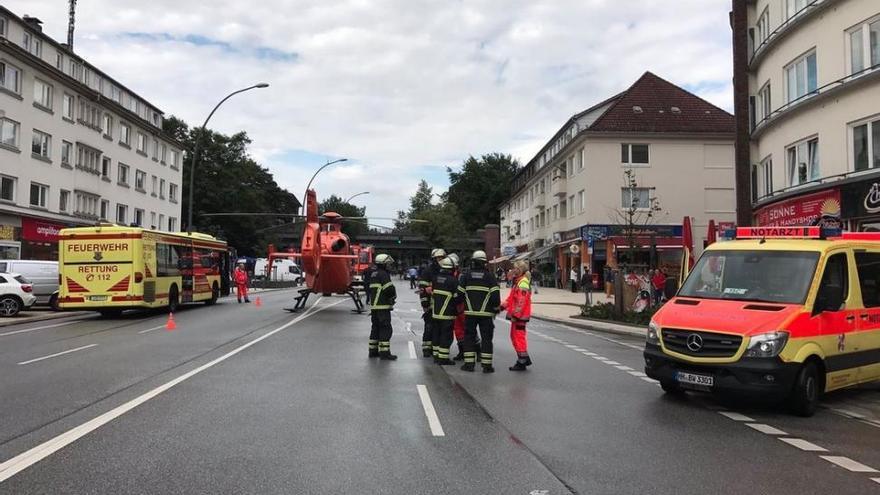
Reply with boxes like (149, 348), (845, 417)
(754, 6), (771, 51)
(110, 85), (121, 103)
(23, 32), (42, 58)
(158, 214), (165, 230)
(102, 113), (113, 137)
(67, 59), (81, 80)
(568, 195), (575, 217)
(785, 50), (817, 103)
(0, 17), (6, 38)
(169, 183), (178, 202)
(59, 190), (69, 213)
(848, 18), (880, 75)
(101, 156), (111, 178)
(168, 217), (177, 232)
(29, 183), (48, 208)
(621, 187), (651, 209)
(78, 99), (102, 129)
(621, 144), (649, 165)
(577, 148), (585, 171)
(0, 61), (21, 94)
(74, 192), (99, 218)
(33, 79), (53, 109)
(120, 122), (131, 146)
(55, 52), (63, 70)
(160, 143), (167, 164)
(159, 179), (166, 199)
(559, 200), (567, 218)
(752, 157), (774, 202)
(151, 175), (157, 195)
(578, 190), (585, 212)
(134, 208), (144, 227)
(136, 132), (147, 154)
(787, 137), (819, 186)
(135, 170), (146, 191)
(76, 145), (101, 174)
(786, 0), (809, 21)
(152, 138), (159, 159)
(853, 118), (880, 172)
(757, 82), (771, 123)
(100, 199), (109, 220)
(61, 141), (72, 165)
(170, 150), (180, 168)
(62, 94), (75, 121)
(150, 212), (156, 229)
(116, 204), (128, 224)
(0, 175), (15, 202)
(31, 130), (51, 159)
(1, 118), (19, 148)
(118, 163), (129, 185)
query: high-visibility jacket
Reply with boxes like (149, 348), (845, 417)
(233, 268), (248, 285)
(418, 263), (437, 310)
(366, 267), (396, 310)
(505, 275), (532, 321)
(431, 270), (462, 320)
(458, 268), (501, 317)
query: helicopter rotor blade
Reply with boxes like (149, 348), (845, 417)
(201, 212), (306, 218)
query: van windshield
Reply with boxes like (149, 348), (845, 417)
(679, 250), (820, 304)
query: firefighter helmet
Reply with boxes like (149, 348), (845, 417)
(431, 248), (447, 259)
(375, 254), (394, 265)
(448, 253), (460, 267)
(439, 257), (454, 270)
(472, 250), (487, 262)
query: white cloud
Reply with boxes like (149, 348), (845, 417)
(7, 0), (734, 225)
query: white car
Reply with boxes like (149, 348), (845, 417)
(0, 272), (37, 317)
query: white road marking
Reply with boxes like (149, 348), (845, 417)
(604, 360), (620, 365)
(408, 341), (417, 359)
(746, 423), (787, 435)
(0, 320), (82, 337)
(628, 371), (647, 377)
(572, 348), (587, 352)
(779, 438), (827, 452)
(416, 384), (445, 437)
(581, 352), (596, 356)
(615, 365), (634, 371)
(0, 297), (342, 483)
(819, 456), (878, 473)
(640, 377), (657, 383)
(17, 344), (98, 365)
(718, 412), (754, 422)
(564, 344), (578, 348)
(137, 325), (166, 334)
(830, 408), (866, 419)
(871, 478), (880, 484)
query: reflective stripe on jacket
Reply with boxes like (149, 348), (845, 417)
(505, 276), (532, 321)
(366, 268), (396, 310)
(458, 268), (501, 317)
(431, 271), (461, 320)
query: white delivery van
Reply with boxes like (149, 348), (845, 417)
(254, 258), (304, 285)
(0, 260), (59, 308)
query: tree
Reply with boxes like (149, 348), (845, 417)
(318, 195), (367, 240)
(409, 180), (434, 217)
(612, 169), (663, 269)
(446, 153), (519, 232)
(165, 116), (300, 257)
(411, 200), (469, 250)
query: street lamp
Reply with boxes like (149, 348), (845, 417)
(186, 82), (269, 232)
(344, 191), (370, 203)
(303, 158), (348, 213)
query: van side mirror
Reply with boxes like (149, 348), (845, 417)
(813, 283), (844, 316)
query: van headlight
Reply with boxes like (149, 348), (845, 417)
(647, 321), (660, 345)
(744, 331), (789, 358)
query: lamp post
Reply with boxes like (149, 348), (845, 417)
(344, 191), (370, 203)
(186, 82), (269, 232)
(302, 158), (348, 213)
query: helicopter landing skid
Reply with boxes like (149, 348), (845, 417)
(348, 289), (365, 314)
(284, 288), (312, 313)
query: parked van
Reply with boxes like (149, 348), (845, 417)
(254, 258), (304, 285)
(0, 260), (58, 309)
(644, 227), (880, 416)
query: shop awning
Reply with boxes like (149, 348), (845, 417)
(610, 236), (682, 249)
(556, 238), (580, 246)
(488, 255), (512, 264)
(530, 244), (556, 260)
(510, 251), (532, 261)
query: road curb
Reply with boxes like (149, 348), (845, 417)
(0, 310), (91, 328)
(530, 314), (645, 338)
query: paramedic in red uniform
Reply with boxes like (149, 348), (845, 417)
(501, 260), (533, 371)
(234, 263), (251, 303)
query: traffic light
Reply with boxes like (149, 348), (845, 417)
(396, 236), (402, 245)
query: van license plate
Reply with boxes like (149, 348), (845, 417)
(676, 372), (714, 387)
(88, 295), (108, 302)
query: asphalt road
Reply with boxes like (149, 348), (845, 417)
(0, 282), (878, 494)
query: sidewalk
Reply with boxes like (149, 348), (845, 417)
(499, 285), (645, 338)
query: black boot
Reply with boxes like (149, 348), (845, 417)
(436, 358), (455, 366)
(460, 362), (475, 372)
(482, 365), (495, 373)
(453, 343), (465, 361)
(525, 356), (533, 366)
(509, 362), (528, 371)
(423, 349), (433, 358)
(379, 351), (398, 361)
(369, 350), (379, 358)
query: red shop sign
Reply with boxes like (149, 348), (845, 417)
(754, 189), (842, 227)
(21, 218), (65, 242)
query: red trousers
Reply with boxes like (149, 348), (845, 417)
(510, 320), (528, 353)
(453, 313), (465, 342)
(236, 283), (249, 300)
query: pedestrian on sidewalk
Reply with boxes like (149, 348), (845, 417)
(500, 260), (533, 371)
(234, 263), (250, 303)
(651, 268), (667, 306)
(569, 266), (578, 293)
(580, 265), (592, 306)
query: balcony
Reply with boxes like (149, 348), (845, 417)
(550, 175), (567, 197)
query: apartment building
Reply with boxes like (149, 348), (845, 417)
(733, 0), (880, 230)
(498, 72), (736, 286)
(0, 8), (182, 261)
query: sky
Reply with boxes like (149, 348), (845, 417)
(8, 0), (734, 226)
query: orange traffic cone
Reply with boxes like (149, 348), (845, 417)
(166, 312), (177, 331)
(254, 297), (262, 308)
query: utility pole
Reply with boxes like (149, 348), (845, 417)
(67, 0), (77, 50)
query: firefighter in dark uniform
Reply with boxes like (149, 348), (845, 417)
(431, 256), (462, 365)
(419, 248), (446, 358)
(458, 250), (501, 373)
(367, 254), (397, 360)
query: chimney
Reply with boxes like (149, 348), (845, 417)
(22, 15), (43, 32)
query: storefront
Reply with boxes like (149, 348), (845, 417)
(555, 229), (584, 288)
(580, 224), (684, 281)
(753, 187), (843, 228)
(0, 214), (76, 261)
(0, 214), (21, 260)
(842, 178), (880, 231)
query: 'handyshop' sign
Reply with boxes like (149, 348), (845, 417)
(754, 188), (841, 227)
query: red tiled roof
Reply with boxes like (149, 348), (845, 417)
(588, 72), (734, 134)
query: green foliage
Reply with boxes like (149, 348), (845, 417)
(446, 153), (519, 232)
(318, 195), (367, 240)
(411, 200), (469, 250)
(166, 116), (300, 257)
(409, 180), (434, 217)
(580, 302), (660, 326)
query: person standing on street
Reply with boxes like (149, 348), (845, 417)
(366, 254), (397, 360)
(501, 260), (533, 371)
(448, 253), (468, 361)
(651, 268), (667, 306)
(234, 262), (250, 303)
(408, 266), (418, 289)
(458, 250), (501, 373)
(431, 256), (462, 365)
(419, 249), (446, 357)
(569, 266), (578, 292)
(580, 265), (592, 305)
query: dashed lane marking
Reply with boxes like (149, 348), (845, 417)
(627, 371), (647, 377)
(872, 478), (880, 484)
(604, 360), (620, 365)
(0, 320), (83, 337)
(615, 365), (634, 371)
(137, 325), (166, 335)
(408, 341), (417, 359)
(718, 412), (754, 422)
(819, 456), (879, 473)
(416, 384), (445, 437)
(640, 377), (658, 383)
(746, 423), (787, 436)
(17, 344), (99, 365)
(780, 438), (827, 452)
